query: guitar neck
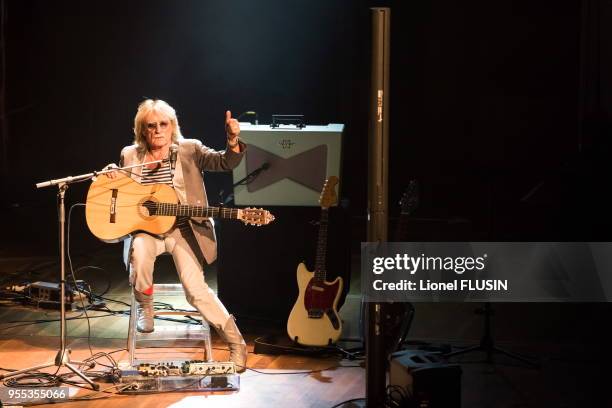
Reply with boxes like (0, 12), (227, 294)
(314, 209), (329, 282)
(154, 203), (241, 220)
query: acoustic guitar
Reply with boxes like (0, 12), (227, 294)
(85, 173), (274, 242)
(287, 176), (343, 346)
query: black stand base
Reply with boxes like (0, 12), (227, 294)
(253, 335), (363, 360)
(444, 303), (539, 368)
(0, 349), (99, 390)
(445, 339), (539, 368)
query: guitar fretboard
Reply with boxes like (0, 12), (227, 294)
(149, 202), (240, 219)
(314, 209), (329, 282)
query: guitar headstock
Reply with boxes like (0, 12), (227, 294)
(319, 176), (339, 209)
(239, 208), (275, 226)
(399, 180), (420, 216)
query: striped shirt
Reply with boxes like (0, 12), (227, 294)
(141, 160), (190, 232)
(141, 160), (172, 186)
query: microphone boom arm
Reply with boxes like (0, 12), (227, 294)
(35, 159), (163, 189)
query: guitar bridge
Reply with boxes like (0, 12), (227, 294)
(307, 308), (324, 319)
(109, 189), (118, 223)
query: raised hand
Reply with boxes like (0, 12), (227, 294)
(225, 110), (240, 142)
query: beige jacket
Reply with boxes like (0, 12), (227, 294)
(120, 138), (246, 264)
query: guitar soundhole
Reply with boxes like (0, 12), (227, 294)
(137, 197), (159, 220)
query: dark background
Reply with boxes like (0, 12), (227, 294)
(1, 0), (612, 325)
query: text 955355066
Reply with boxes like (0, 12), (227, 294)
(0, 387), (70, 403)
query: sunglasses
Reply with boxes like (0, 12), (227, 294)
(146, 121), (170, 130)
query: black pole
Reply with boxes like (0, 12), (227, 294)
(366, 7), (390, 407)
(0, 0), (8, 202)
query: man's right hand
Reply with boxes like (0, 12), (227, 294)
(103, 163), (119, 179)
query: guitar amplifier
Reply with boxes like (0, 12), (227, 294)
(232, 123), (343, 206)
(389, 350), (462, 407)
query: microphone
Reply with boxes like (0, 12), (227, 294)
(255, 162), (269, 175)
(233, 162), (269, 186)
(169, 144), (178, 172)
(247, 162), (269, 180)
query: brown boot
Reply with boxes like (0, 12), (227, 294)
(134, 290), (154, 333)
(218, 315), (247, 373)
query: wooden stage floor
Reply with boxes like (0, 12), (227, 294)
(0, 335), (365, 408)
(0, 252), (365, 408)
(2, 251), (612, 407)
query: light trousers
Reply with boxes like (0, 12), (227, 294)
(127, 227), (230, 330)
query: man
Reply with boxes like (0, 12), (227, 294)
(110, 99), (247, 372)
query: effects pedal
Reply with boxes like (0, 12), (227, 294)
(136, 360), (236, 376)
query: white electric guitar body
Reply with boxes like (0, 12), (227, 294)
(287, 177), (343, 346)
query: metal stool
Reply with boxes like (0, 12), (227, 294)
(127, 283), (213, 366)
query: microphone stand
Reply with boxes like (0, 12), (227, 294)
(220, 162), (269, 205)
(0, 160), (162, 389)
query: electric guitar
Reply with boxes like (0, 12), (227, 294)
(384, 181), (420, 354)
(394, 180), (420, 241)
(85, 173), (274, 242)
(287, 176), (343, 346)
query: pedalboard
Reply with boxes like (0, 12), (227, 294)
(118, 360), (239, 394)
